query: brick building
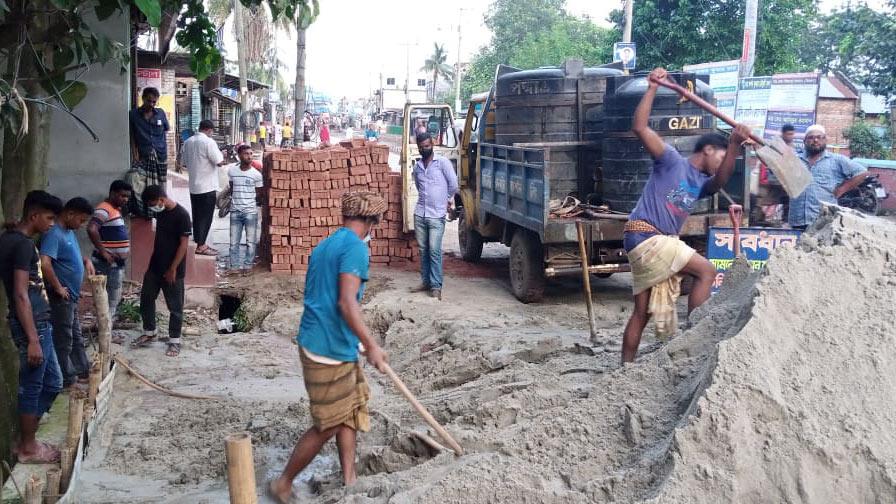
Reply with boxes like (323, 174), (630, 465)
(815, 74), (859, 154)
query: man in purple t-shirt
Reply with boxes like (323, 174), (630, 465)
(621, 67), (751, 363)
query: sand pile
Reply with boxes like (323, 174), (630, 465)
(336, 207), (896, 503)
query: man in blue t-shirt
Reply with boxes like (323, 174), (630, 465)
(270, 192), (388, 503)
(621, 67), (751, 363)
(40, 197), (96, 390)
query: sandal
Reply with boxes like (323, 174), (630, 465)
(195, 246), (218, 256)
(16, 442), (60, 464)
(131, 333), (156, 348)
(165, 342), (181, 357)
(267, 479), (296, 504)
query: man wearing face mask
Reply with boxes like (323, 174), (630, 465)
(270, 192), (388, 503)
(410, 132), (458, 301)
(133, 185), (192, 357)
(788, 124), (867, 230)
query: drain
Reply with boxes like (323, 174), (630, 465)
(218, 294), (242, 333)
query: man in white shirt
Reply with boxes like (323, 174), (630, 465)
(227, 145), (264, 272)
(182, 120), (224, 255)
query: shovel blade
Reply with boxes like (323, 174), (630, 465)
(756, 137), (812, 198)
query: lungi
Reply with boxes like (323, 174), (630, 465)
(627, 234), (696, 340)
(300, 349), (371, 432)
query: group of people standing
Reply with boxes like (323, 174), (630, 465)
(1, 182), (132, 464)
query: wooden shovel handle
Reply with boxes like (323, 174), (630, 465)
(382, 363), (464, 456)
(649, 76), (766, 146)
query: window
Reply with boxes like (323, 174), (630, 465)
(417, 79), (426, 87)
(407, 107), (458, 148)
(386, 77), (395, 86)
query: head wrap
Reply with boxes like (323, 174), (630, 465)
(805, 124), (826, 136)
(341, 191), (386, 218)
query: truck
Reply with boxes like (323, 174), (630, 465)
(401, 62), (750, 303)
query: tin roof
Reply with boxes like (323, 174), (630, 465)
(859, 90), (889, 115)
(818, 75), (858, 99)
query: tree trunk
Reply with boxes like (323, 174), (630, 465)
(2, 82), (51, 221)
(233, 0), (249, 142)
(294, 26), (306, 128)
(432, 69), (438, 102)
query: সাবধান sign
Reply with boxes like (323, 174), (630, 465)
(706, 226), (802, 293)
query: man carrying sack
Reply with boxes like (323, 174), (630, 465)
(621, 67), (751, 363)
(269, 192), (388, 503)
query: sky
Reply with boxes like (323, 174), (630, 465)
(251, 0), (888, 102)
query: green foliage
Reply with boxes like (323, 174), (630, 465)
(607, 0), (817, 75)
(233, 304), (251, 332)
(844, 120), (888, 159)
(801, 2), (896, 101)
(463, 0), (615, 99)
(117, 299), (141, 323)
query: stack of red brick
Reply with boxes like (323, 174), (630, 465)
(261, 140), (418, 274)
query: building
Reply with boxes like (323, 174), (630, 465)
(815, 73), (859, 154)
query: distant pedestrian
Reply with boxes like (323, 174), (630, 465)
(182, 119), (224, 256)
(39, 197), (95, 392)
(269, 192), (388, 504)
(87, 180), (132, 335)
(258, 122), (268, 150)
(130, 86), (169, 174)
(0, 190), (64, 464)
(133, 185), (192, 357)
(281, 122), (294, 148)
(228, 145), (264, 272)
(409, 132), (458, 300)
(365, 123), (379, 142)
(319, 117), (331, 147)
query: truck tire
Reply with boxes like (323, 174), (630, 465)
(458, 212), (483, 262)
(510, 229), (545, 303)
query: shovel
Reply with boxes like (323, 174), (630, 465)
(649, 76), (812, 198)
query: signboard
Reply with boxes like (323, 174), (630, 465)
(136, 68), (161, 95)
(683, 60), (740, 128)
(763, 72), (819, 150)
(613, 42), (637, 70)
(707, 226), (801, 293)
(734, 76), (771, 139)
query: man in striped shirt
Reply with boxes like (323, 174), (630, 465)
(87, 180), (132, 332)
(227, 145), (264, 272)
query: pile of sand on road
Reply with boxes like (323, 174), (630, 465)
(653, 207), (896, 503)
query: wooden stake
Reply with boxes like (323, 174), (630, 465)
(25, 475), (42, 504)
(88, 366), (101, 407)
(382, 363), (464, 456)
(88, 275), (112, 378)
(224, 432), (257, 504)
(60, 447), (73, 494)
(576, 222), (599, 343)
(45, 468), (62, 504)
(66, 396), (84, 449)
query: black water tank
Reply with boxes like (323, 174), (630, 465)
(494, 62), (623, 145)
(601, 73), (716, 213)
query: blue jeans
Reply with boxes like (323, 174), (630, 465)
(414, 215), (446, 290)
(92, 256), (125, 319)
(11, 320), (63, 416)
(230, 210), (258, 270)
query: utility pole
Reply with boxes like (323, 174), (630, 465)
(454, 9), (465, 113)
(623, 0), (634, 43)
(233, 0), (249, 142)
(400, 42), (414, 104)
(742, 0), (759, 78)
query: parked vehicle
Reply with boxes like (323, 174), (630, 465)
(838, 173), (888, 215)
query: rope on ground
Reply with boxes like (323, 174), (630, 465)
(112, 355), (222, 401)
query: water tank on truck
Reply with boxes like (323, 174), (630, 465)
(601, 72), (716, 213)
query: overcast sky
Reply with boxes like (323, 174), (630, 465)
(255, 0), (887, 101)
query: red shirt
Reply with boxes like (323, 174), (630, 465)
(320, 126), (330, 143)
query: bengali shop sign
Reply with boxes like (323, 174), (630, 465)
(734, 76), (771, 139)
(684, 60), (740, 128)
(763, 72), (819, 150)
(707, 226), (802, 293)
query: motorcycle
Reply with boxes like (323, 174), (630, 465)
(838, 173), (888, 215)
(219, 143), (238, 163)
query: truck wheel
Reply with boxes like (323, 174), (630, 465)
(458, 212), (483, 262)
(510, 229), (545, 303)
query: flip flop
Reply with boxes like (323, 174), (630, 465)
(267, 480), (295, 504)
(131, 334), (156, 348)
(195, 246), (218, 256)
(165, 342), (181, 357)
(16, 442), (60, 464)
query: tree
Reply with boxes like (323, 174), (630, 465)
(844, 120), (888, 159)
(607, 0), (818, 75)
(801, 2), (896, 101)
(462, 0), (616, 100)
(421, 43), (455, 102)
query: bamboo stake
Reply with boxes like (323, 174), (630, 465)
(88, 275), (112, 379)
(66, 396), (84, 449)
(87, 366), (101, 407)
(224, 432), (257, 504)
(45, 468), (61, 504)
(59, 447), (73, 494)
(382, 363), (463, 456)
(576, 222), (599, 344)
(24, 475), (42, 504)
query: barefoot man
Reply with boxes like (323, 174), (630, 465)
(621, 67), (751, 362)
(270, 192), (389, 502)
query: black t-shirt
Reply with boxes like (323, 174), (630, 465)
(0, 230), (51, 323)
(148, 204), (192, 278)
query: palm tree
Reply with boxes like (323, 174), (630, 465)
(421, 43), (455, 101)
